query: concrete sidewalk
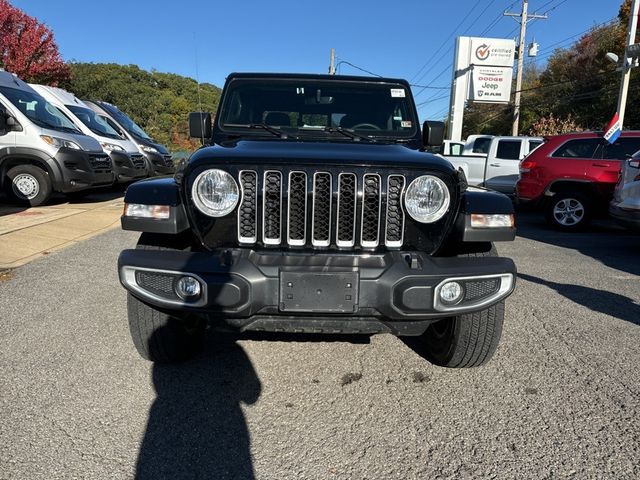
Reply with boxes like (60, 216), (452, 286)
(0, 192), (124, 269)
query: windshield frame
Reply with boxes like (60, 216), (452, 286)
(0, 86), (82, 135)
(216, 77), (420, 142)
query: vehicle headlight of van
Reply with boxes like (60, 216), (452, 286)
(191, 169), (239, 217)
(40, 135), (82, 151)
(404, 175), (450, 223)
(101, 142), (124, 152)
(139, 145), (158, 154)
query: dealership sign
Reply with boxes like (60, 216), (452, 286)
(470, 66), (513, 104)
(470, 38), (515, 67)
(447, 36), (516, 141)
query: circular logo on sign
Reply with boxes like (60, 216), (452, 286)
(475, 44), (490, 61)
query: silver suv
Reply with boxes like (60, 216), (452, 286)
(610, 152), (640, 230)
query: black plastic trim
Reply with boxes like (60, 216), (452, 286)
(118, 249), (517, 323)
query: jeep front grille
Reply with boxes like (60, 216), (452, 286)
(237, 169), (407, 249)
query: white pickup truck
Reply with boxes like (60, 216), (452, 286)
(441, 135), (543, 194)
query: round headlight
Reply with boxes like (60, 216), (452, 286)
(191, 169), (239, 217)
(404, 175), (450, 223)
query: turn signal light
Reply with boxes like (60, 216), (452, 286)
(124, 203), (170, 219)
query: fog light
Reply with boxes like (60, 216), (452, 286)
(440, 281), (464, 305)
(175, 276), (201, 300)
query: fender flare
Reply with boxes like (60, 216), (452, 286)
(121, 177), (189, 234)
(0, 146), (64, 190)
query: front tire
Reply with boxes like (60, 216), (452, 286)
(423, 246), (505, 368)
(127, 233), (205, 362)
(545, 192), (591, 231)
(5, 165), (52, 206)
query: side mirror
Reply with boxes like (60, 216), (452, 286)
(189, 112), (212, 141)
(422, 120), (445, 148)
(5, 115), (22, 132)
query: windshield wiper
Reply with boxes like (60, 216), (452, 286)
(225, 123), (287, 138)
(322, 127), (376, 143)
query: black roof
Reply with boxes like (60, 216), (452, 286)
(226, 72), (410, 86)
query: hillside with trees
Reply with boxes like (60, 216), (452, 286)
(463, 0), (636, 137)
(64, 63), (221, 151)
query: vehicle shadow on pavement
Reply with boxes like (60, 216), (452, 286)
(518, 273), (640, 326)
(135, 333), (261, 480)
(516, 213), (640, 277)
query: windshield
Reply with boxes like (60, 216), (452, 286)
(219, 79), (418, 139)
(103, 104), (152, 140)
(0, 86), (81, 134)
(67, 104), (122, 140)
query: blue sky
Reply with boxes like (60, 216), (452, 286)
(13, 0), (622, 121)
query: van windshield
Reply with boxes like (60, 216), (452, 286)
(103, 104), (152, 141)
(67, 105), (121, 140)
(0, 86), (81, 134)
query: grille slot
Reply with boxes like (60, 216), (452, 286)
(464, 278), (500, 301)
(135, 271), (179, 300)
(287, 171), (307, 245)
(337, 173), (357, 247)
(130, 154), (145, 169)
(385, 175), (406, 247)
(89, 154), (111, 171)
(262, 170), (283, 244)
(361, 174), (381, 247)
(163, 155), (174, 167)
(238, 170), (258, 243)
(312, 172), (332, 247)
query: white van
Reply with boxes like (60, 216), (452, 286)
(31, 85), (147, 184)
(0, 71), (112, 206)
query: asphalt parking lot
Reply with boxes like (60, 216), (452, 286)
(0, 213), (638, 479)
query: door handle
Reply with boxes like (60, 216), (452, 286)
(489, 163), (501, 167)
(592, 163), (611, 167)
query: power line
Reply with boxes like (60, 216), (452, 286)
(335, 59), (382, 77)
(410, 0), (486, 83)
(414, 0), (523, 100)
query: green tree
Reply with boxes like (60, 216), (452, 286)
(62, 63), (221, 151)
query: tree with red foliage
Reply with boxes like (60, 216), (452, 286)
(0, 0), (70, 85)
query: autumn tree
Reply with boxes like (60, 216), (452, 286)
(0, 0), (70, 85)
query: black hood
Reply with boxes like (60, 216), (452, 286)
(187, 140), (455, 174)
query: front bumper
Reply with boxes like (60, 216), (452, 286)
(110, 151), (147, 183)
(118, 249), (516, 333)
(55, 149), (115, 192)
(144, 151), (175, 176)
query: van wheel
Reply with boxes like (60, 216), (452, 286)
(545, 192), (591, 231)
(5, 165), (52, 206)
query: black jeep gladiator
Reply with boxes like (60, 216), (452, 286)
(118, 73), (517, 367)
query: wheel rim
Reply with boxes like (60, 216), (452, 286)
(553, 198), (584, 226)
(12, 173), (40, 200)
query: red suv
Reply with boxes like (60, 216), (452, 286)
(516, 131), (640, 230)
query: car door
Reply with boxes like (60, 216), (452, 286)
(590, 137), (640, 200)
(484, 139), (523, 193)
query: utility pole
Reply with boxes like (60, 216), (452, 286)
(616, 0), (640, 128)
(504, 1), (547, 136)
(329, 48), (336, 75)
